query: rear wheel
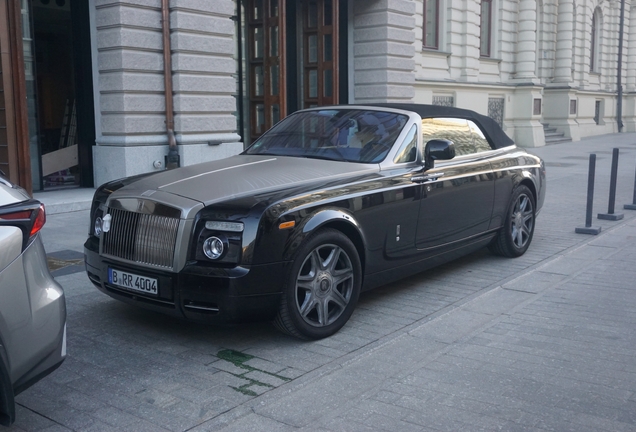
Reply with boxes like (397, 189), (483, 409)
(489, 185), (535, 258)
(273, 229), (361, 339)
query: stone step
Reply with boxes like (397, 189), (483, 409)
(542, 123), (571, 144)
(545, 136), (572, 144)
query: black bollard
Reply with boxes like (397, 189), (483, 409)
(576, 154), (602, 235)
(624, 158), (636, 210)
(598, 147), (624, 220)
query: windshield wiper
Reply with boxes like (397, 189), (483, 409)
(302, 153), (349, 162)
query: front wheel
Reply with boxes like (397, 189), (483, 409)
(489, 185), (535, 258)
(273, 229), (361, 340)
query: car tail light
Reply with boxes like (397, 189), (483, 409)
(31, 205), (46, 235)
(0, 200), (46, 250)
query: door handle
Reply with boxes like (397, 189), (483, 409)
(411, 173), (444, 183)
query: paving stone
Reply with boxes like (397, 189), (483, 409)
(9, 404), (58, 431)
(243, 370), (288, 388)
(38, 426), (73, 432)
(57, 392), (106, 412)
(134, 388), (180, 409)
(207, 360), (247, 376)
(359, 412), (425, 431)
(276, 367), (305, 380)
(91, 406), (146, 428)
(242, 357), (287, 374)
(124, 418), (173, 432)
(305, 418), (382, 432)
(51, 407), (108, 430)
(409, 308), (495, 343)
(209, 371), (253, 389)
(370, 389), (403, 404)
(241, 348), (324, 372)
(123, 403), (194, 432)
(202, 413), (298, 432)
(503, 270), (568, 293)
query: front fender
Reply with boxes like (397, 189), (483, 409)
(283, 209), (367, 266)
(519, 163), (545, 212)
(302, 209), (359, 234)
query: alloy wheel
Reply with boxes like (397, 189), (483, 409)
(295, 243), (354, 327)
(511, 193), (534, 249)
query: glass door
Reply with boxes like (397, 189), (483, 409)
(301, 0), (338, 109)
(247, 0), (286, 142)
(240, 0), (341, 143)
(31, 0), (81, 190)
(21, 0), (40, 189)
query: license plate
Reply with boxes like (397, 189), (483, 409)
(108, 268), (158, 296)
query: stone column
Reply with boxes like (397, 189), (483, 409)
(510, 0), (544, 147)
(624, 5), (636, 131)
(352, 0), (416, 103)
(553, 0), (574, 83)
(544, 0), (579, 141)
(92, 0), (241, 186)
(170, 0), (242, 164)
(626, 5), (636, 92)
(514, 0), (538, 81)
(460, 0), (480, 81)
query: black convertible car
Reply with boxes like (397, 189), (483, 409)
(85, 104), (545, 339)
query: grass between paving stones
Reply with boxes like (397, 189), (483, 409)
(217, 349), (291, 396)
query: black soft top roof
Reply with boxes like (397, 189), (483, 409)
(370, 103), (515, 149)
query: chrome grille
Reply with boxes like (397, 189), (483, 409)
(102, 208), (180, 268)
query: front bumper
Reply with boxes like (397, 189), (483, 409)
(84, 238), (289, 324)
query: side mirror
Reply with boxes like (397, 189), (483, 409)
(424, 139), (455, 169)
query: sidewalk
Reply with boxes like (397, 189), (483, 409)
(216, 219), (636, 432)
(196, 133), (636, 431)
(13, 132), (636, 431)
(34, 187), (95, 215)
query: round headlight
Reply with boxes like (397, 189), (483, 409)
(94, 216), (103, 237)
(203, 236), (224, 260)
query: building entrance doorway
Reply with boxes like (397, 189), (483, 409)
(28, 0), (94, 190)
(238, 0), (347, 146)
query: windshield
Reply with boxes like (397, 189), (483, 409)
(244, 109), (409, 163)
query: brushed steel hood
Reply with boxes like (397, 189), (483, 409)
(116, 155), (378, 207)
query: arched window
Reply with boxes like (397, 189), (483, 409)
(480, 0), (493, 57)
(423, 0), (440, 49)
(590, 8), (601, 72)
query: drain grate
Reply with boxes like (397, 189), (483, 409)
(46, 250), (85, 277)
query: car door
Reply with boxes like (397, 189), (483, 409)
(353, 124), (423, 266)
(379, 124), (422, 259)
(414, 118), (495, 251)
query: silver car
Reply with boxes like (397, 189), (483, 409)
(0, 174), (66, 426)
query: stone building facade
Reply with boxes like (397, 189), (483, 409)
(413, 0), (635, 148)
(1, 0), (634, 190)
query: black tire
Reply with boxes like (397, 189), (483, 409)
(489, 185), (536, 258)
(273, 228), (362, 340)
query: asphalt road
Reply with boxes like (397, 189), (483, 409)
(8, 132), (636, 431)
